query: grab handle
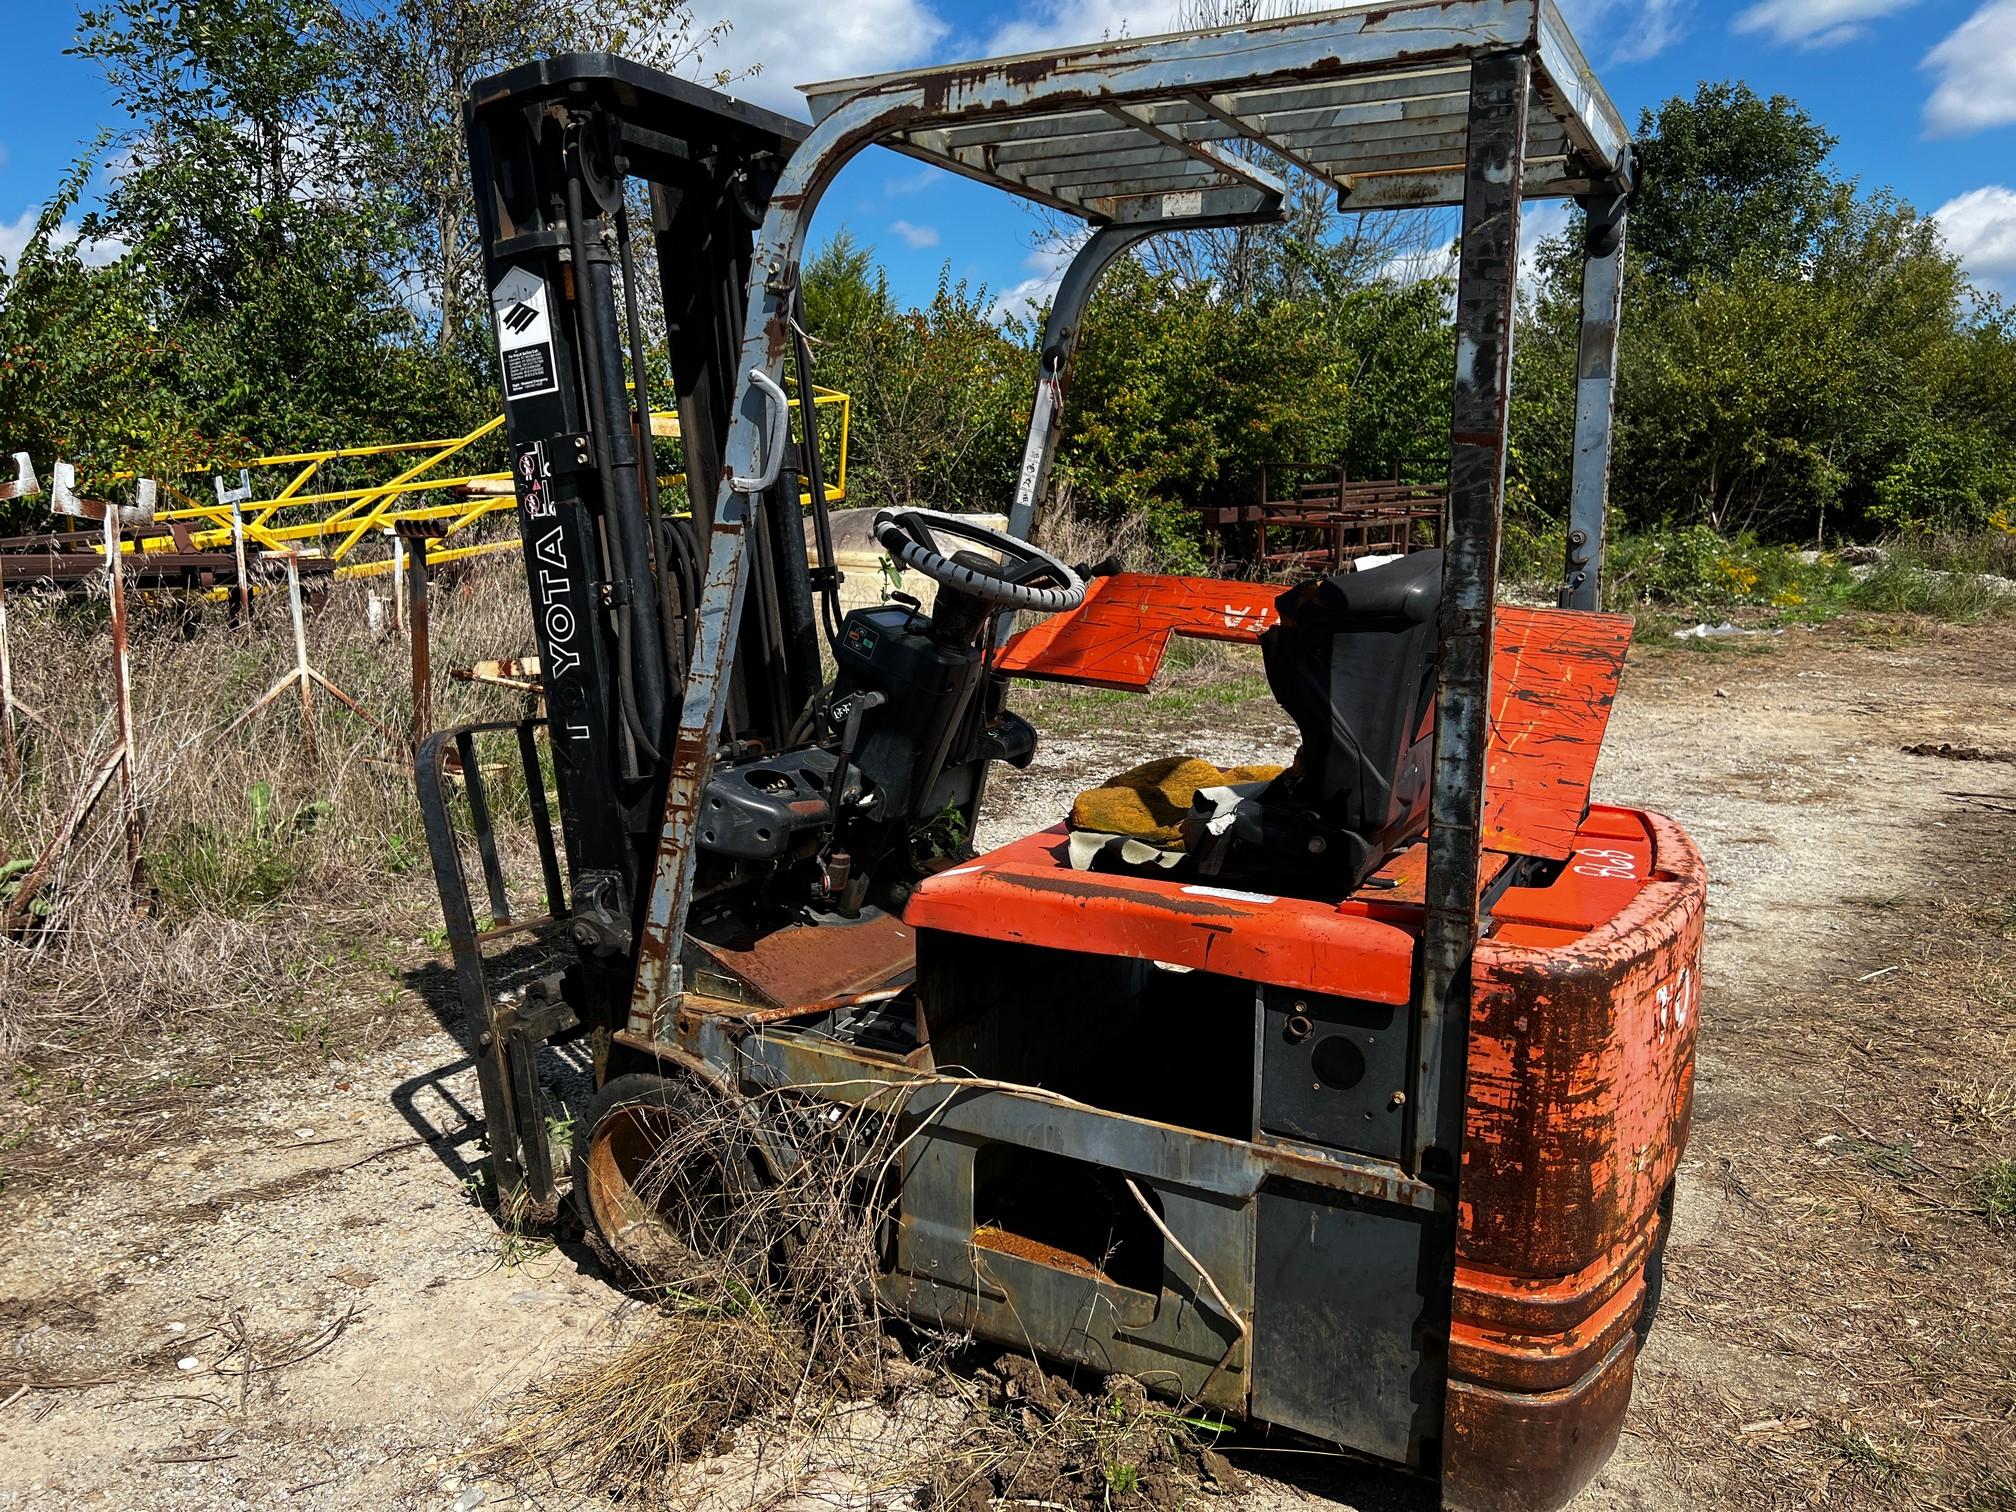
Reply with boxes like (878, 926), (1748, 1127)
(727, 368), (789, 494)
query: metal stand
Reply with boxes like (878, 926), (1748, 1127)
(217, 469), (255, 623)
(396, 520), (433, 750)
(104, 497), (143, 890)
(3, 471), (152, 927)
(0, 552), (16, 786)
(219, 549), (398, 757)
(0, 454), (40, 784)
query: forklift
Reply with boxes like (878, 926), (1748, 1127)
(421, 6), (1703, 1508)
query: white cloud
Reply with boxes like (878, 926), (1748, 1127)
(1608, 0), (1691, 60)
(688, 0), (952, 116)
(985, 0), (1184, 56)
(0, 204), (124, 278)
(884, 166), (941, 196)
(1934, 184), (2016, 295)
(1377, 201), (1568, 297)
(889, 218), (940, 248)
(1922, 0), (2016, 136)
(1555, 0), (1692, 61)
(1731, 0), (1915, 48)
(1517, 200), (1573, 292)
(988, 236), (1087, 324)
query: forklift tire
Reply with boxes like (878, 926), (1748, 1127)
(1634, 1179), (1678, 1350)
(572, 1071), (778, 1292)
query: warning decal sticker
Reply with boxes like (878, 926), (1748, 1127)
(491, 266), (559, 401)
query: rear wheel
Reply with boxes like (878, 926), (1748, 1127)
(572, 1071), (780, 1292)
(1634, 1179), (1677, 1349)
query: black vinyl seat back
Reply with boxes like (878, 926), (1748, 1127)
(1254, 549), (1442, 888)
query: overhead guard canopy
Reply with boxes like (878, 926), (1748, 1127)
(797, 0), (1628, 218)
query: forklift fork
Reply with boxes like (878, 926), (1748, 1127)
(415, 719), (576, 1220)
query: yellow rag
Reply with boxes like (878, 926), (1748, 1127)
(1068, 755), (1284, 847)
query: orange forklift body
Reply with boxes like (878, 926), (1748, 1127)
(900, 575), (1706, 1507)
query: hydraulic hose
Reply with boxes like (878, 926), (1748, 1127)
(564, 169), (660, 769)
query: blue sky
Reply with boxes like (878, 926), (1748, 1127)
(6, 0), (2016, 310)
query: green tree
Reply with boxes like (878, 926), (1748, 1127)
(801, 237), (1028, 514)
(1629, 82), (1840, 290)
(1513, 80), (2016, 545)
(334, 0), (731, 355)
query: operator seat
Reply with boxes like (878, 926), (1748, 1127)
(1193, 549), (1442, 892)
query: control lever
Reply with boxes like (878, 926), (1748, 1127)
(1074, 553), (1125, 581)
(820, 690), (887, 911)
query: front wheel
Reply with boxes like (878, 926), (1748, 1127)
(571, 1071), (781, 1293)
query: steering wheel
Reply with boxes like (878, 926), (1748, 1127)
(873, 507), (1086, 614)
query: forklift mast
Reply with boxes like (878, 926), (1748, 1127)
(458, 55), (821, 1014)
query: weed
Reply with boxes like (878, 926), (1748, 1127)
(1826, 1424), (1911, 1488)
(1965, 1159), (2016, 1230)
(385, 831), (421, 874)
(147, 820), (308, 921)
(0, 557), (538, 1066)
(1970, 1468), (2016, 1511)
(545, 1108), (575, 1160)
(1973, 890), (2016, 941)
(1149, 675), (1273, 713)
(1841, 1136), (1921, 1182)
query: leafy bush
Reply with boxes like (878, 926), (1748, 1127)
(1843, 561), (2016, 622)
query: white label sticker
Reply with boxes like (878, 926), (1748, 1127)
(491, 266), (559, 401)
(1161, 190), (1204, 218)
(1181, 884), (1278, 905)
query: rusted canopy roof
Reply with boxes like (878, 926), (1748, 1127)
(799, 0), (1626, 221)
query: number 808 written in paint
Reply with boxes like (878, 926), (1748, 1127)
(1572, 847), (1639, 879)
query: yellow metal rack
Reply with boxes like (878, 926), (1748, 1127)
(115, 386), (850, 579)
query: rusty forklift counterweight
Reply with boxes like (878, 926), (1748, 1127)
(419, 7), (1700, 1508)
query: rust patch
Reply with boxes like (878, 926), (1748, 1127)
(687, 910), (916, 1013)
(972, 1224), (1108, 1280)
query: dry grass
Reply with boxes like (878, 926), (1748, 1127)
(477, 1076), (1241, 1511)
(0, 557), (537, 1070)
(481, 1084), (903, 1505)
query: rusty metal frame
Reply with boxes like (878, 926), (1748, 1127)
(628, 0), (1632, 1034)
(1415, 50), (1529, 1178)
(1561, 182), (1630, 611)
(1003, 184), (1285, 553)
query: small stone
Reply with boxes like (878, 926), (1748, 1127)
(452, 1491), (486, 1512)
(1715, 688), (1729, 699)
(166, 1322), (186, 1334)
(176, 1356), (200, 1372)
